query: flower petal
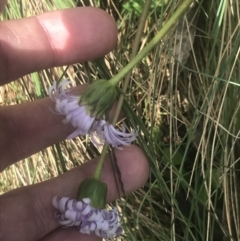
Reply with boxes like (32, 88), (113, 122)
(49, 80), (137, 148)
(52, 196), (123, 239)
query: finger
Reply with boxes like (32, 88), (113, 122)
(0, 84), (122, 170)
(40, 228), (101, 241)
(0, 7), (117, 84)
(0, 145), (149, 241)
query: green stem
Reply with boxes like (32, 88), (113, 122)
(110, 0), (193, 86)
(93, 0), (193, 181)
(93, 144), (109, 180)
(94, 1), (153, 180)
(112, 0), (152, 125)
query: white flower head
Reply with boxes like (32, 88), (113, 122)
(52, 196), (123, 240)
(49, 80), (137, 148)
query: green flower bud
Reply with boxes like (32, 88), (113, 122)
(80, 79), (118, 119)
(77, 178), (107, 209)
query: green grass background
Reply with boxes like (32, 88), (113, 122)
(1, 0), (240, 240)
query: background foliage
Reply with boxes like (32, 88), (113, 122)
(1, 0), (240, 240)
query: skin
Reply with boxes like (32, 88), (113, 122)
(0, 2), (149, 241)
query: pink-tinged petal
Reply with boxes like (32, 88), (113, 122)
(103, 123), (137, 148)
(52, 196), (60, 209)
(65, 210), (75, 220)
(76, 201), (83, 210)
(59, 219), (75, 227)
(58, 197), (70, 213)
(81, 204), (91, 216)
(89, 222), (97, 231)
(79, 116), (95, 135)
(101, 220), (109, 231)
(88, 210), (102, 222)
(66, 199), (75, 210)
(95, 221), (102, 230)
(65, 210), (78, 221)
(94, 229), (101, 237)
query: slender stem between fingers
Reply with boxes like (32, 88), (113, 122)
(93, 144), (109, 180)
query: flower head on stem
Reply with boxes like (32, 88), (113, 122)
(52, 196), (122, 239)
(48, 80), (137, 148)
(53, 178), (122, 239)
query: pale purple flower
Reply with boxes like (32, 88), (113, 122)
(52, 196), (122, 239)
(94, 123), (137, 149)
(48, 80), (137, 148)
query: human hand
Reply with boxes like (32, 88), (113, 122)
(0, 2), (149, 241)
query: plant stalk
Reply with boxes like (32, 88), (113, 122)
(110, 0), (194, 86)
(110, 0), (194, 124)
(112, 0), (152, 125)
(94, 0), (194, 180)
(93, 144), (109, 180)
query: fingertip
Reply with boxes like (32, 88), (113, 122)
(36, 7), (118, 65)
(0, 7), (118, 83)
(116, 145), (150, 188)
(105, 145), (149, 201)
(89, 7), (118, 54)
(40, 227), (101, 241)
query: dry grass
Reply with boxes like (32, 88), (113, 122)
(1, 0), (240, 240)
